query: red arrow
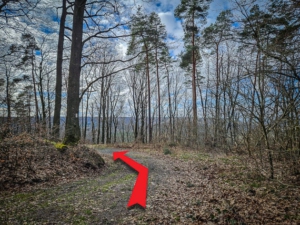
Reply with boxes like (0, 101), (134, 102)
(113, 151), (148, 208)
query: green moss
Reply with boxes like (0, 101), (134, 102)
(85, 209), (92, 215)
(101, 182), (113, 192)
(123, 174), (135, 181)
(220, 157), (230, 163)
(250, 182), (261, 188)
(13, 193), (32, 201)
(180, 153), (192, 160)
(90, 144), (108, 150)
(73, 215), (87, 224)
(101, 174), (135, 193)
(54, 142), (68, 151)
(197, 153), (211, 161)
(45, 139), (56, 145)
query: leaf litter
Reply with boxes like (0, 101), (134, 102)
(0, 142), (299, 224)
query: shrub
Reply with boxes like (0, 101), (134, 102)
(164, 148), (172, 155)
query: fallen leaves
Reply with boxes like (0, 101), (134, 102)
(0, 144), (299, 224)
(0, 133), (105, 191)
(121, 148), (300, 225)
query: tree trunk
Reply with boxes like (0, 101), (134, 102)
(155, 48), (161, 139)
(145, 46), (152, 143)
(38, 61), (47, 128)
(5, 69), (11, 122)
(64, 0), (86, 144)
(83, 92), (90, 142)
(31, 49), (39, 127)
(141, 99), (145, 143)
(101, 81), (106, 144)
(165, 64), (173, 142)
(191, 12), (198, 139)
(47, 74), (52, 134)
(91, 103), (95, 144)
(53, 0), (67, 139)
(96, 103), (101, 144)
(106, 94), (111, 144)
(214, 44), (220, 146)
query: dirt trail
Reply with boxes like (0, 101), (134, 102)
(1, 147), (299, 224)
(0, 148), (182, 224)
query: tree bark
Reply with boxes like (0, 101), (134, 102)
(96, 102), (101, 144)
(101, 78), (106, 144)
(155, 48), (161, 138)
(5, 68), (11, 122)
(165, 63), (173, 142)
(145, 46), (152, 143)
(31, 49), (39, 127)
(83, 92), (90, 142)
(64, 0), (86, 144)
(53, 0), (67, 139)
(191, 12), (198, 139)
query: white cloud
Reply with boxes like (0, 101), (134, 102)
(116, 42), (128, 57)
(158, 12), (183, 39)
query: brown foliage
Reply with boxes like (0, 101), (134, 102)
(0, 133), (105, 190)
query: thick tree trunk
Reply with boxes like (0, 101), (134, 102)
(64, 0), (86, 144)
(53, 0), (67, 139)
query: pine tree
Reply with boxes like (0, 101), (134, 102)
(149, 12), (168, 139)
(127, 8), (168, 142)
(174, 0), (212, 139)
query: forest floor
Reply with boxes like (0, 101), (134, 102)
(1, 144), (299, 224)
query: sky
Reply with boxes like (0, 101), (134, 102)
(0, 0), (230, 60)
(116, 0), (230, 57)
